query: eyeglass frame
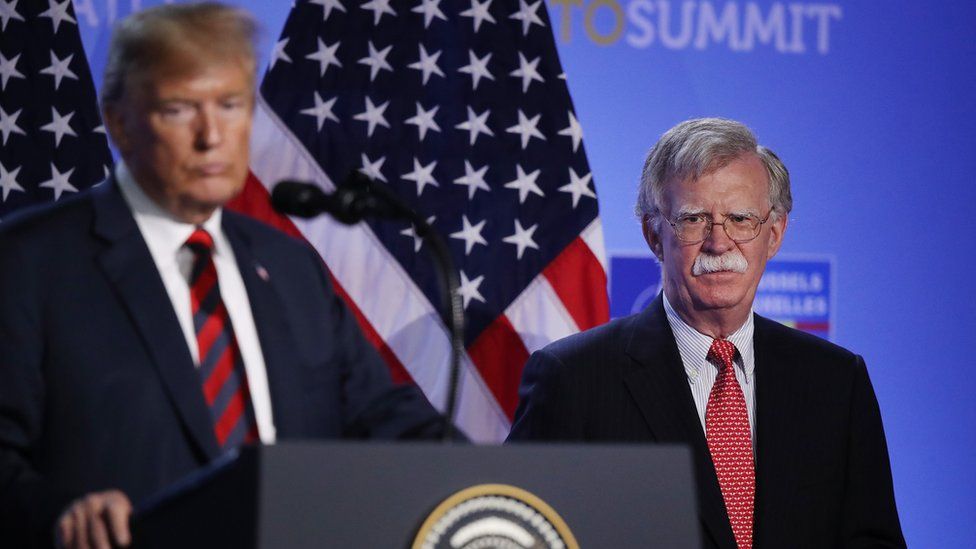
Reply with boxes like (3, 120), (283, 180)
(664, 208), (775, 244)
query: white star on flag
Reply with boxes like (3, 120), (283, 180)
(453, 160), (490, 200)
(455, 106), (494, 146)
(39, 162), (77, 200)
(408, 45), (445, 85)
(359, 152), (387, 182)
(40, 51), (78, 90)
(0, 0), (26, 32)
(510, 52), (544, 93)
(0, 52), (25, 90)
(0, 106), (25, 145)
(269, 38), (292, 70)
(502, 219), (540, 259)
(361, 0), (396, 25)
(504, 164), (544, 204)
(450, 214), (488, 255)
(309, 0), (346, 21)
(39, 0), (75, 33)
(300, 91), (339, 130)
(506, 109), (546, 149)
(305, 38), (342, 76)
(558, 110), (584, 152)
(404, 102), (441, 141)
(358, 41), (393, 82)
(509, 0), (545, 36)
(353, 96), (390, 137)
(558, 167), (595, 208)
(460, 0), (496, 32)
(456, 270), (486, 309)
(412, 0), (447, 28)
(400, 215), (436, 252)
(0, 160), (24, 201)
(401, 157), (439, 196)
(40, 107), (76, 147)
(458, 50), (494, 90)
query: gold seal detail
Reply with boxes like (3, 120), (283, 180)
(412, 484), (579, 549)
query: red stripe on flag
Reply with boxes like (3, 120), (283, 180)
(466, 315), (530, 420)
(542, 237), (609, 331)
(227, 175), (416, 385)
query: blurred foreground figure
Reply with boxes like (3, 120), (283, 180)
(0, 4), (443, 547)
(508, 118), (905, 548)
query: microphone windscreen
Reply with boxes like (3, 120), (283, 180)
(271, 181), (326, 218)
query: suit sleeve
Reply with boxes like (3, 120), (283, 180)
(0, 235), (76, 547)
(842, 356), (906, 548)
(507, 349), (585, 441)
(303, 246), (449, 440)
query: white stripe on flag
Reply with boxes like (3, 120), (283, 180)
(505, 276), (580, 355)
(581, 218), (609, 273)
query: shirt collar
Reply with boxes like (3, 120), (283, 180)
(662, 291), (756, 382)
(115, 161), (225, 266)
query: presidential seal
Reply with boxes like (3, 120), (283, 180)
(412, 484), (579, 549)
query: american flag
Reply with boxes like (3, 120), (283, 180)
(235, 0), (609, 441)
(0, 0), (112, 220)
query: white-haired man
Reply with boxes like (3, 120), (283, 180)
(508, 118), (904, 548)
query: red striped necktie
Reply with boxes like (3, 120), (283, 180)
(705, 339), (755, 549)
(185, 228), (258, 450)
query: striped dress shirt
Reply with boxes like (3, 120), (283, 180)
(662, 293), (757, 445)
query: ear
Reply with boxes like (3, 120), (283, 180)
(765, 211), (788, 260)
(101, 104), (130, 154)
(642, 215), (665, 261)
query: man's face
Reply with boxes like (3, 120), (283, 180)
(644, 154), (786, 324)
(104, 60), (254, 224)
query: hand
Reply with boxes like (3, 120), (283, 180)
(56, 490), (132, 549)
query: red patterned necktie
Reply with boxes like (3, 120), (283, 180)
(185, 228), (258, 449)
(705, 339), (755, 549)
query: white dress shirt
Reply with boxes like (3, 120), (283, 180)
(662, 292), (756, 445)
(116, 163), (277, 443)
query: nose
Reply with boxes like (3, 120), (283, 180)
(701, 220), (736, 254)
(194, 105), (222, 150)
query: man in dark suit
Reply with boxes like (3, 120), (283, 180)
(0, 4), (442, 548)
(508, 118), (905, 548)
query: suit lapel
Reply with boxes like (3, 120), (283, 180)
(752, 315), (807, 546)
(222, 214), (306, 438)
(92, 181), (220, 461)
(622, 296), (737, 549)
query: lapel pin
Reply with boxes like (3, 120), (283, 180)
(255, 263), (270, 282)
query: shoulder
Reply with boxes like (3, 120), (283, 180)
(534, 313), (643, 370)
(222, 210), (320, 266)
(755, 313), (864, 374)
(0, 191), (97, 241)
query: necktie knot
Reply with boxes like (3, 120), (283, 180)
(185, 228), (214, 256)
(707, 338), (737, 372)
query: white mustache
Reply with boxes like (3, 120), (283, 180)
(693, 250), (748, 275)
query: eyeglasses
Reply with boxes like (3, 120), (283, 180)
(666, 209), (773, 244)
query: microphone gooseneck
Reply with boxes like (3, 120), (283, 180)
(271, 174), (465, 442)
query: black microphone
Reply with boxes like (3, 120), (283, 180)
(271, 174), (402, 224)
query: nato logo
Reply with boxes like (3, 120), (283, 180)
(609, 254), (834, 340)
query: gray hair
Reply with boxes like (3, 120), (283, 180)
(101, 2), (258, 108)
(635, 118), (792, 232)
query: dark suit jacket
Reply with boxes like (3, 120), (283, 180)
(508, 295), (904, 548)
(0, 181), (443, 546)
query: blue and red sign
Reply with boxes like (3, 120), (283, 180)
(610, 255), (833, 340)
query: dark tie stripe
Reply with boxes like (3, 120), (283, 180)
(185, 228), (258, 451)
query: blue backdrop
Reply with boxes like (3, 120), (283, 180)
(73, 0), (975, 545)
